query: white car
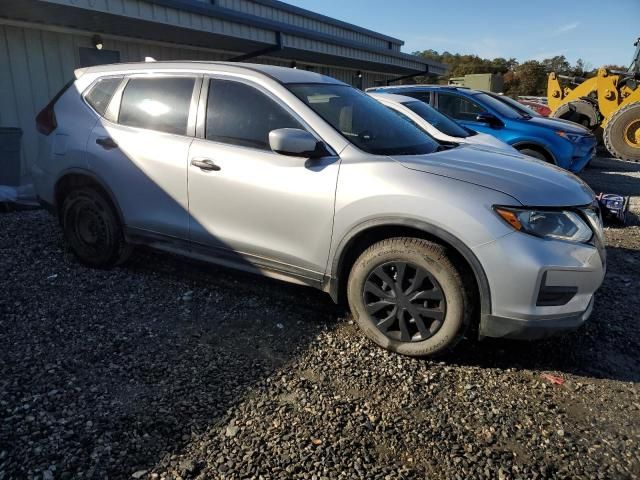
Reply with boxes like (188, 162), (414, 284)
(368, 92), (518, 153)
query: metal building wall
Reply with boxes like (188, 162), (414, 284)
(212, 0), (399, 51)
(0, 21), (396, 181)
(42, 0), (278, 44)
(37, 0), (431, 73)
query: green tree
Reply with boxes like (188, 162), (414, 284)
(541, 55), (571, 75)
(411, 49), (595, 95)
(513, 60), (547, 95)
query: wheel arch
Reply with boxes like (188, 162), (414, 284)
(511, 141), (557, 164)
(326, 218), (491, 319)
(54, 168), (124, 226)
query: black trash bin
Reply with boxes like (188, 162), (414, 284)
(0, 127), (23, 186)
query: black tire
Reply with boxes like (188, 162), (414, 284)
(61, 188), (132, 268)
(517, 147), (549, 162)
(347, 237), (470, 357)
(603, 102), (640, 162)
(551, 99), (600, 130)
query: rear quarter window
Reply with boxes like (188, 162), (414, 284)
(84, 77), (123, 116)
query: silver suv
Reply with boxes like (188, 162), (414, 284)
(33, 62), (605, 356)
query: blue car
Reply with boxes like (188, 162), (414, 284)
(366, 85), (597, 173)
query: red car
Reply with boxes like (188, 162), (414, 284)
(517, 99), (551, 117)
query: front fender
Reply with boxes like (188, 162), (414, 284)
(326, 215), (495, 317)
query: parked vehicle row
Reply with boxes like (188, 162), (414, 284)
(517, 98), (552, 117)
(366, 85), (597, 173)
(33, 62), (605, 357)
(367, 92), (518, 153)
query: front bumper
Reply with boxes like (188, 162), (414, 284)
(474, 230), (605, 340)
(568, 135), (597, 173)
(481, 296), (594, 340)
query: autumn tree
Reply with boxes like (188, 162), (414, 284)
(412, 49), (602, 95)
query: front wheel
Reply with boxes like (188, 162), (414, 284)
(61, 187), (132, 268)
(347, 238), (470, 357)
(517, 147), (549, 162)
(603, 102), (640, 162)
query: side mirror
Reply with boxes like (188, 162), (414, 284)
(269, 128), (329, 158)
(475, 112), (503, 128)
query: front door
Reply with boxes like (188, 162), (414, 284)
(436, 92), (494, 135)
(187, 78), (340, 280)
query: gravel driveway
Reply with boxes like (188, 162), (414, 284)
(1, 158), (639, 480)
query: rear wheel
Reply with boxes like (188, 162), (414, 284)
(603, 102), (640, 162)
(61, 188), (132, 268)
(347, 238), (470, 357)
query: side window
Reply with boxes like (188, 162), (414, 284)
(403, 91), (431, 103)
(118, 77), (195, 135)
(438, 93), (483, 121)
(85, 77), (122, 116)
(206, 79), (304, 150)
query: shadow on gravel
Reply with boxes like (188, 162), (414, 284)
(580, 158), (640, 196)
(0, 218), (340, 479)
(444, 244), (640, 384)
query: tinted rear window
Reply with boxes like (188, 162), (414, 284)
(84, 77), (122, 116)
(118, 77), (195, 135)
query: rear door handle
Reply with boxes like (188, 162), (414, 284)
(191, 158), (221, 172)
(96, 137), (118, 150)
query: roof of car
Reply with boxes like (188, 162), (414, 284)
(75, 61), (346, 85)
(367, 92), (419, 104)
(367, 84), (482, 94)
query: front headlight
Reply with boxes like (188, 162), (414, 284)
(556, 131), (582, 143)
(495, 207), (593, 243)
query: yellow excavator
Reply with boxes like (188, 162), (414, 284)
(547, 37), (640, 161)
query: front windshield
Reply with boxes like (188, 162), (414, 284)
(288, 84), (440, 156)
(402, 100), (470, 138)
(473, 92), (526, 120)
(491, 93), (541, 117)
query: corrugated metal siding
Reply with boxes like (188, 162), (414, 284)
(212, 0), (395, 50)
(282, 34), (428, 72)
(0, 24), (93, 179)
(40, 0), (434, 73)
(44, 0), (277, 44)
(0, 21), (396, 181)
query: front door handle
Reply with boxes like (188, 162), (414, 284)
(191, 158), (221, 172)
(96, 137), (118, 150)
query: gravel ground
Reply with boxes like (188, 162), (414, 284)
(1, 158), (639, 480)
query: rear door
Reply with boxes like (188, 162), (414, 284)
(85, 74), (200, 240)
(186, 77), (340, 280)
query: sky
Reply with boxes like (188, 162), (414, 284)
(286, 0), (640, 68)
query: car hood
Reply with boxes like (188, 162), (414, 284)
(521, 115), (591, 134)
(468, 132), (519, 153)
(393, 145), (594, 206)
